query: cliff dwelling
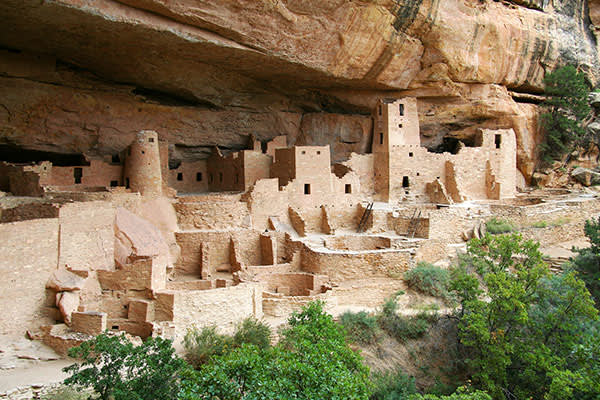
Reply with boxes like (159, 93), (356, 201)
(0, 95), (541, 357)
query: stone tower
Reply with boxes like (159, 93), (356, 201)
(372, 98), (420, 201)
(123, 130), (163, 196)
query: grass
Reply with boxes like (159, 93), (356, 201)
(486, 217), (515, 234)
(529, 217), (571, 229)
(404, 262), (451, 299)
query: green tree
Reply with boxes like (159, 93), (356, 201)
(539, 65), (591, 162)
(63, 334), (185, 400)
(450, 233), (599, 399)
(569, 217), (600, 306)
(180, 301), (372, 400)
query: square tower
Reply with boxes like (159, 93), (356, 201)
(372, 98), (420, 201)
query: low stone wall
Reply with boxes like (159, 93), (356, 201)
(300, 244), (411, 282)
(325, 235), (391, 251)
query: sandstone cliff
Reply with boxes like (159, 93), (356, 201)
(0, 0), (598, 181)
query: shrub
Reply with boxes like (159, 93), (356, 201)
(180, 301), (372, 400)
(339, 310), (381, 345)
(232, 317), (272, 349)
(531, 220), (548, 228)
(409, 387), (492, 400)
(485, 217), (514, 234)
(404, 262), (451, 298)
(183, 325), (232, 369)
(63, 334), (185, 400)
(42, 386), (92, 400)
(370, 367), (417, 400)
(377, 296), (437, 342)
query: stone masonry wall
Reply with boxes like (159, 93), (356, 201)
(0, 218), (59, 335)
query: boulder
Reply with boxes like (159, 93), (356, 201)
(56, 291), (80, 325)
(587, 121), (600, 136)
(589, 92), (600, 110)
(114, 208), (171, 267)
(46, 269), (85, 292)
(571, 167), (600, 186)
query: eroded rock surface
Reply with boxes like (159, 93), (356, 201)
(0, 0), (598, 180)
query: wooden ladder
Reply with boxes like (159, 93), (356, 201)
(357, 202), (374, 233)
(407, 210), (422, 238)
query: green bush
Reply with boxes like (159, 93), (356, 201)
(339, 310), (381, 345)
(183, 325), (232, 368)
(377, 296), (437, 342)
(180, 301), (372, 400)
(370, 367), (417, 400)
(404, 262), (451, 298)
(232, 317), (272, 349)
(409, 387), (492, 399)
(42, 386), (93, 400)
(485, 217), (514, 234)
(63, 334), (185, 400)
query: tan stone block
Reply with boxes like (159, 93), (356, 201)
(71, 311), (107, 335)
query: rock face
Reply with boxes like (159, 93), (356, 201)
(0, 0), (598, 181)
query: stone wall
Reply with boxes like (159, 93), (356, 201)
(175, 193), (250, 230)
(300, 245), (411, 283)
(0, 218), (59, 335)
(168, 283), (263, 348)
(57, 201), (115, 272)
(169, 160), (208, 194)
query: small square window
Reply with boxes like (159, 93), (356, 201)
(110, 180), (118, 187)
(177, 173), (183, 181)
(399, 124), (403, 128)
(301, 150), (306, 155)
(148, 137), (154, 143)
(409, 152), (413, 157)
(317, 151), (321, 155)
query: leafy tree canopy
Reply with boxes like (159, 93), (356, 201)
(180, 301), (372, 400)
(450, 233), (599, 400)
(540, 65), (591, 162)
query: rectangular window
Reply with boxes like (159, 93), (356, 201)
(402, 176), (409, 188)
(398, 124), (403, 128)
(209, 173), (213, 184)
(495, 134), (502, 149)
(125, 177), (130, 189)
(399, 104), (404, 116)
(345, 184), (352, 194)
(73, 168), (82, 184)
(219, 172), (223, 183)
(304, 184), (311, 195)
(379, 133), (384, 145)
(148, 137), (154, 143)
(378, 105), (382, 116)
(196, 172), (202, 182)
(177, 172), (183, 181)
(234, 174), (239, 184)
(110, 180), (118, 187)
